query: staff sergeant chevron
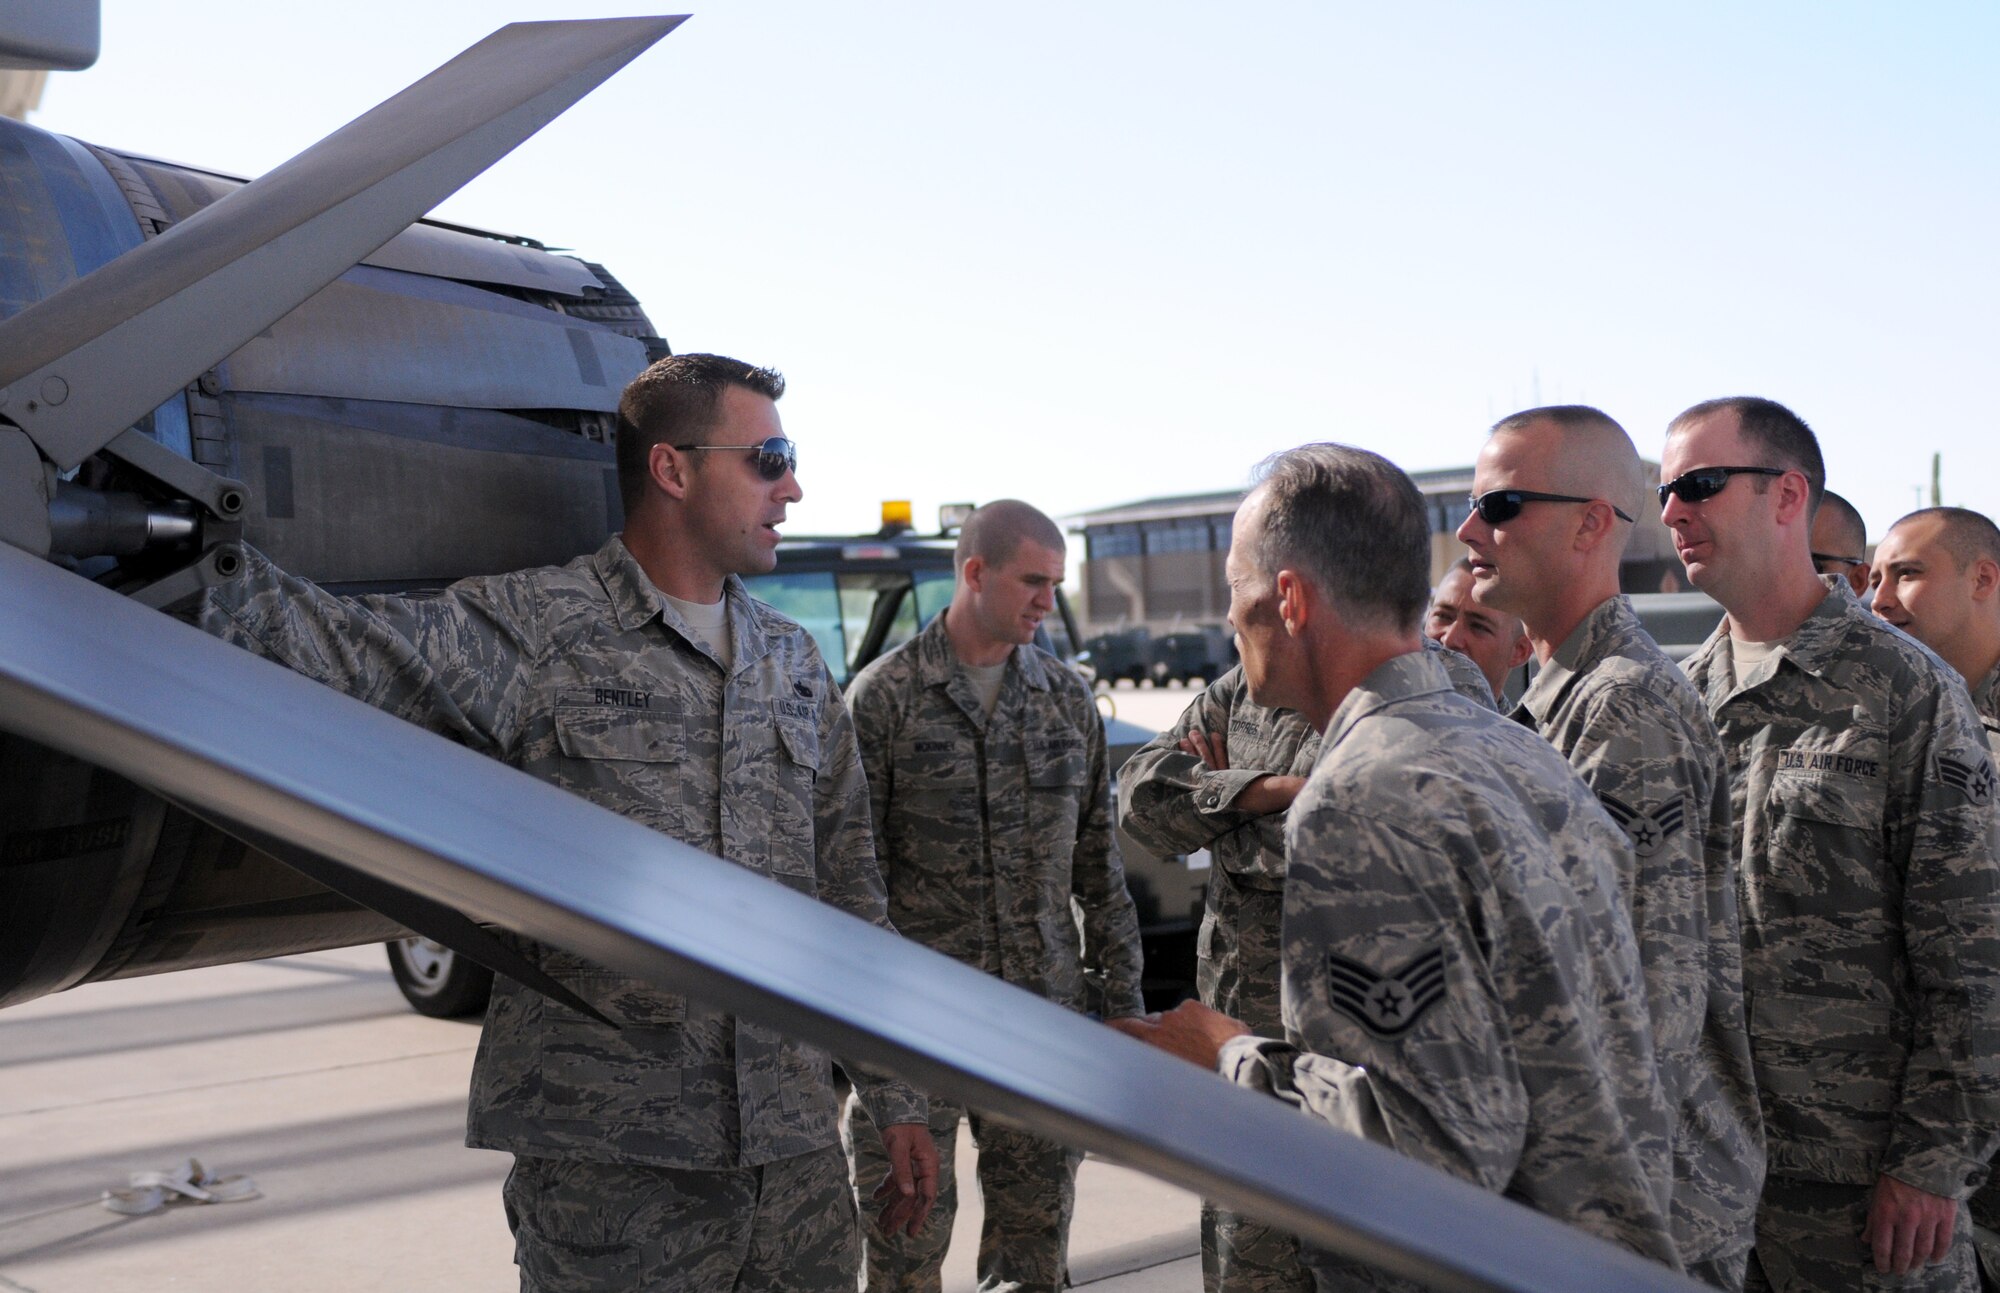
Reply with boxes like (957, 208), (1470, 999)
(1327, 946), (1447, 1038)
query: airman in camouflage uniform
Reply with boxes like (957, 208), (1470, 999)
(193, 355), (937, 1291)
(844, 500), (1144, 1293)
(1663, 399), (2000, 1292)
(1116, 643), (1495, 1293)
(1117, 445), (1679, 1289)
(1867, 507), (2000, 1272)
(1459, 406), (1764, 1288)
(1423, 557), (1532, 701)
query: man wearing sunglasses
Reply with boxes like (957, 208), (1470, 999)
(1810, 491), (1871, 599)
(1663, 396), (2000, 1293)
(842, 499), (1144, 1293)
(189, 353), (939, 1291)
(1457, 404), (1763, 1290)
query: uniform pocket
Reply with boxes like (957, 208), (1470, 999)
(553, 704), (687, 763)
(1749, 988), (1902, 1183)
(550, 703), (688, 835)
(1760, 767), (1890, 919)
(769, 718), (821, 888)
(1026, 735), (1088, 851)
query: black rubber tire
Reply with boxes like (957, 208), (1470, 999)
(386, 938), (494, 1018)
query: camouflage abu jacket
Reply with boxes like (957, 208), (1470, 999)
(1682, 578), (2000, 1196)
(197, 537), (925, 1169)
(846, 612), (1144, 1018)
(1116, 639), (1493, 1034)
(1975, 662), (2000, 751)
(1219, 649), (1679, 1277)
(1513, 594), (1764, 1266)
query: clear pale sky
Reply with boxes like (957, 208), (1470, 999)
(33, 2), (2000, 541)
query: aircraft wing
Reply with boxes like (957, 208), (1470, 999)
(0, 543), (1703, 1293)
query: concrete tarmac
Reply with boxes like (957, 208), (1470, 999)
(1, 682), (1214, 1291)
(0, 944), (1202, 1291)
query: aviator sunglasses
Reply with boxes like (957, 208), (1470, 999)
(1656, 465), (1783, 508)
(1466, 489), (1635, 525)
(671, 436), (798, 482)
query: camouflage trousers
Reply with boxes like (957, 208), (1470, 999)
(1201, 1200), (1312, 1293)
(502, 1146), (858, 1292)
(844, 1089), (1079, 1292)
(1745, 1177), (1976, 1293)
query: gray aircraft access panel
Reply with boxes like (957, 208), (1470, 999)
(0, 545), (1706, 1293)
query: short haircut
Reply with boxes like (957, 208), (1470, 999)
(1816, 489), (1867, 556)
(1892, 506), (2000, 572)
(1488, 403), (1646, 524)
(615, 353), (786, 515)
(1246, 444), (1430, 632)
(1491, 403), (1625, 440)
(1668, 396), (1825, 514)
(956, 499), (1065, 572)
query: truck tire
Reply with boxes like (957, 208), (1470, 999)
(386, 938), (493, 1018)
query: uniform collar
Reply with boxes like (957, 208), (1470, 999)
(1323, 648), (1455, 750)
(1514, 595), (1637, 727)
(912, 609), (1054, 693)
(594, 536), (774, 674)
(1973, 661), (2000, 729)
(1757, 576), (1860, 680)
(1689, 576), (1852, 707)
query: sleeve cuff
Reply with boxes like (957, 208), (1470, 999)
(853, 1069), (928, 1129)
(1882, 1140), (1990, 1200)
(1195, 769), (1267, 816)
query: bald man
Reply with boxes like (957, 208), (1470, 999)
(1459, 404), (1765, 1288)
(1811, 490), (1871, 598)
(1424, 558), (1531, 701)
(843, 500), (1144, 1292)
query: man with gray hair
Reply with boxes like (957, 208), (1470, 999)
(844, 499), (1145, 1292)
(1118, 633), (1495, 1293)
(1115, 444), (1679, 1286)
(1458, 404), (1764, 1288)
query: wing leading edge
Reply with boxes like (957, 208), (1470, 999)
(0, 546), (1703, 1293)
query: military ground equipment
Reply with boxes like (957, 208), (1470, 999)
(0, 13), (1706, 1290)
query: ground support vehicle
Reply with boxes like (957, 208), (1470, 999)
(1082, 627), (1153, 687)
(1150, 624), (1237, 687)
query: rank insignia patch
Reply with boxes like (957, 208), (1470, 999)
(1597, 792), (1688, 858)
(1936, 753), (1997, 806)
(1327, 947), (1446, 1038)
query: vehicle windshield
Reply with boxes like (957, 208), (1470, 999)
(745, 558), (1076, 687)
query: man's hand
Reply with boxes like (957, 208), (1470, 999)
(1180, 730), (1301, 816)
(873, 1123), (940, 1238)
(1108, 999), (1251, 1070)
(1862, 1173), (1957, 1274)
(1179, 729), (1230, 770)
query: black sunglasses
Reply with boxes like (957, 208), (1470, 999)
(1656, 465), (1783, 507)
(1466, 489), (1636, 526)
(1812, 551), (1868, 572)
(671, 436), (798, 482)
